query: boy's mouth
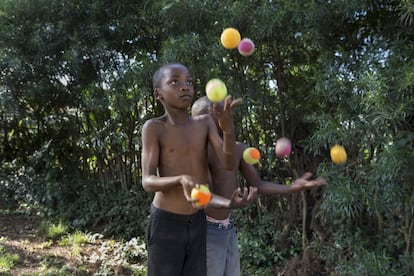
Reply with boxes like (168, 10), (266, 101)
(180, 95), (192, 100)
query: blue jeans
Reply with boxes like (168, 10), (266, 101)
(206, 218), (240, 276)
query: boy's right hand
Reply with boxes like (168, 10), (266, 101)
(229, 186), (258, 209)
(211, 95), (242, 133)
(180, 175), (199, 202)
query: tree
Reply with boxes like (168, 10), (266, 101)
(1, 0), (413, 274)
(306, 0), (414, 274)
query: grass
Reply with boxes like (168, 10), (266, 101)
(38, 221), (68, 240)
(0, 245), (20, 272)
(58, 230), (89, 247)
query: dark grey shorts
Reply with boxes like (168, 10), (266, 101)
(146, 205), (207, 276)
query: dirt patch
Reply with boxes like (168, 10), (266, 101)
(0, 214), (125, 275)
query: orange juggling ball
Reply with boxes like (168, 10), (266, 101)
(191, 184), (212, 207)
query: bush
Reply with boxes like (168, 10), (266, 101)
(235, 203), (301, 274)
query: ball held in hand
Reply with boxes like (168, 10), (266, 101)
(330, 144), (347, 164)
(205, 78), (228, 103)
(191, 184), (212, 207)
(275, 137), (292, 158)
(221, 27), (241, 49)
(243, 147), (261, 165)
(238, 38), (255, 56)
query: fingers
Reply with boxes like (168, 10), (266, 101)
(191, 202), (204, 209)
(230, 98), (243, 110)
(183, 191), (193, 202)
(239, 187), (257, 202)
(241, 187), (248, 199)
(315, 177), (326, 186)
(247, 186), (258, 202)
(223, 95), (233, 110)
(301, 172), (313, 180)
(223, 95), (243, 111)
(181, 176), (198, 201)
(302, 176), (326, 188)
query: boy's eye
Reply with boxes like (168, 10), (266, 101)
(170, 79), (193, 86)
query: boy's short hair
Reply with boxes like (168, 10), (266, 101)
(152, 62), (184, 90)
(191, 96), (212, 117)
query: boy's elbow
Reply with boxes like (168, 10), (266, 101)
(142, 183), (152, 193)
(141, 177), (156, 193)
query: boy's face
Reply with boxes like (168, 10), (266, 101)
(155, 64), (194, 109)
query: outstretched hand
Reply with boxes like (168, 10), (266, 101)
(210, 95), (243, 133)
(229, 186), (258, 209)
(292, 172), (326, 190)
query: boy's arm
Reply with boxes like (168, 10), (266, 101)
(239, 144), (326, 195)
(256, 173), (325, 194)
(208, 96), (242, 170)
(208, 186), (257, 209)
(141, 120), (197, 199)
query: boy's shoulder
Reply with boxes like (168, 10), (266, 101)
(142, 116), (165, 131)
(191, 114), (213, 127)
(144, 116), (164, 124)
(191, 113), (210, 121)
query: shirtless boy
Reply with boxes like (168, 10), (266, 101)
(141, 63), (254, 276)
(191, 96), (326, 276)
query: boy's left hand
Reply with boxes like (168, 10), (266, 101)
(292, 172), (326, 189)
(229, 186), (258, 209)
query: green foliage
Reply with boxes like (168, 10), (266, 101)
(235, 200), (303, 274)
(0, 245), (20, 272)
(1, 0), (414, 274)
(236, 212), (276, 275)
(58, 230), (89, 247)
(39, 221), (68, 240)
(316, 237), (403, 275)
(0, 156), (151, 239)
(304, 2), (414, 273)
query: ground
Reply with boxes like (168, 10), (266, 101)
(0, 214), (89, 275)
(1, 214), (331, 276)
(0, 214), (145, 275)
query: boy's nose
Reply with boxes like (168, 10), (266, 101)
(181, 84), (190, 91)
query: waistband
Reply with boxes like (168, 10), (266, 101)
(150, 204), (205, 223)
(206, 215), (233, 230)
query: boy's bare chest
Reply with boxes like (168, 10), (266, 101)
(159, 124), (207, 155)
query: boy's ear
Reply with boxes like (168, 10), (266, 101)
(154, 88), (160, 100)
